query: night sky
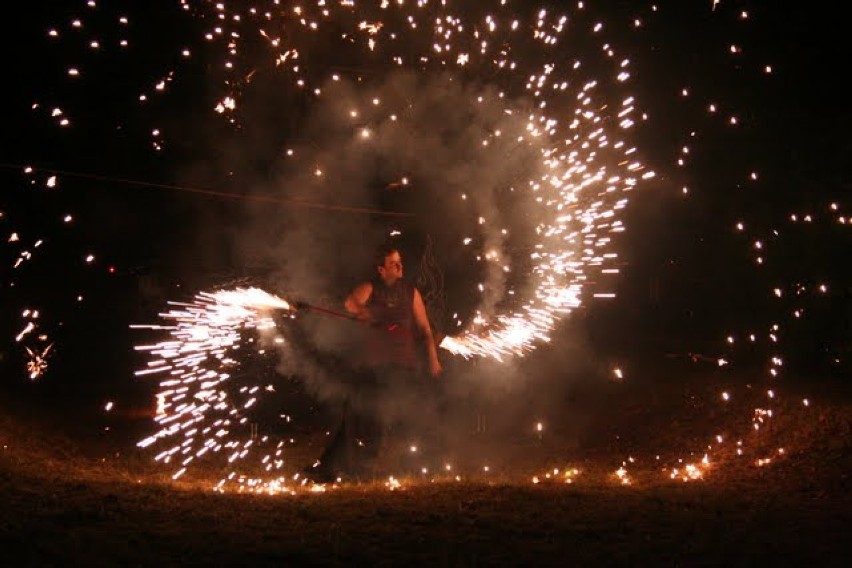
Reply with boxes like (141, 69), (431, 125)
(1, 0), (849, 410)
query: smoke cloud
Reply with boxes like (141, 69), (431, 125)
(229, 69), (602, 467)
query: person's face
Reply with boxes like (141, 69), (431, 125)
(378, 250), (403, 284)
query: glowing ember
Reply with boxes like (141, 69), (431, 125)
(614, 466), (632, 486)
(669, 455), (710, 482)
(25, 344), (54, 380)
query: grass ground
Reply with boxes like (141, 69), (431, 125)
(1, 365), (849, 567)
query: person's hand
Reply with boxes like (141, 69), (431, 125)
(429, 357), (443, 378)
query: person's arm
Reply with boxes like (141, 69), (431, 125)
(344, 282), (373, 320)
(413, 288), (442, 377)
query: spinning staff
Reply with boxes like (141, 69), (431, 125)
(129, 0), (648, 493)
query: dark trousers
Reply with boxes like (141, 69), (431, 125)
(317, 364), (441, 475)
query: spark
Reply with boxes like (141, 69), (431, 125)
(134, 288), (292, 489)
(26, 344), (54, 380)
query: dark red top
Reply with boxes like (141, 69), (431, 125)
(364, 279), (418, 370)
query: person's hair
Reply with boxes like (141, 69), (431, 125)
(375, 244), (400, 268)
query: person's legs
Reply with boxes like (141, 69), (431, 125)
(308, 398), (352, 481)
(340, 367), (384, 477)
(382, 367), (447, 474)
(346, 404), (383, 475)
(411, 375), (446, 471)
(304, 368), (386, 481)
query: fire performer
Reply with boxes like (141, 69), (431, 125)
(306, 245), (443, 482)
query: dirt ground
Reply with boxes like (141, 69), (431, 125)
(1, 368), (850, 567)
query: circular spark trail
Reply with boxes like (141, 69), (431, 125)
(184, 0), (651, 359)
(123, 0), (653, 490)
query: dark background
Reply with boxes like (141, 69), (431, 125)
(1, 0), (849, 415)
